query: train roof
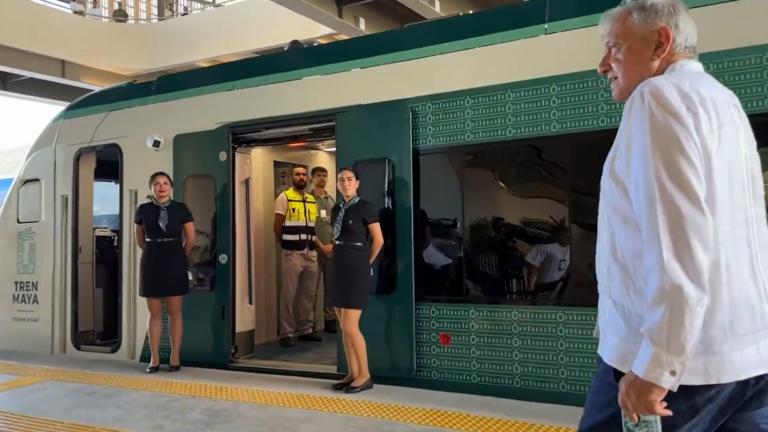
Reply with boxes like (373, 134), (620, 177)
(59, 0), (730, 120)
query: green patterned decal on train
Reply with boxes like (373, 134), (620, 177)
(703, 46), (768, 113)
(415, 304), (597, 404)
(412, 73), (622, 148)
(412, 44), (768, 149)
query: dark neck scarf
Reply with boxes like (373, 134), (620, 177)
(332, 196), (360, 240)
(152, 199), (171, 232)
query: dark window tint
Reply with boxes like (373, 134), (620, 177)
(414, 129), (615, 307)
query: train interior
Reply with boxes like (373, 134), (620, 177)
(230, 119), (339, 373)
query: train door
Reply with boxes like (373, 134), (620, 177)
(336, 101), (415, 378)
(230, 118), (338, 374)
(172, 128), (232, 366)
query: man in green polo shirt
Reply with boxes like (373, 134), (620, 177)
(311, 166), (338, 333)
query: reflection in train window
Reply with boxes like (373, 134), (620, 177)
(413, 130), (615, 307)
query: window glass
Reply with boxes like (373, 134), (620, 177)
(93, 180), (120, 229)
(18, 180), (42, 223)
(414, 130), (615, 306)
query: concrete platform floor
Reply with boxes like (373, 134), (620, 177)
(0, 350), (582, 432)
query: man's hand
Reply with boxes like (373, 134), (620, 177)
(618, 371), (673, 424)
(322, 243), (333, 257)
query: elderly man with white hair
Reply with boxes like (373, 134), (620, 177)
(579, 0), (768, 430)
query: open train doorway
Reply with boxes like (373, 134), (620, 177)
(72, 145), (122, 353)
(231, 118), (338, 374)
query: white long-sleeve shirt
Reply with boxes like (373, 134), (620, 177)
(596, 60), (768, 391)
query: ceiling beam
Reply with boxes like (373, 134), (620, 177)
(391, 0), (443, 19)
(0, 72), (92, 103)
(0, 44), (127, 89)
(338, 0), (376, 7)
(270, 0), (367, 37)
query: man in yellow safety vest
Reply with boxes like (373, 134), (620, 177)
(273, 166), (322, 347)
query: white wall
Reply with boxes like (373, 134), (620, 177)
(0, 0), (333, 75)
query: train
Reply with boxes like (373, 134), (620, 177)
(1, 0), (766, 407)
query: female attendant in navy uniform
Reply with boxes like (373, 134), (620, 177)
(327, 167), (384, 393)
(134, 172), (195, 373)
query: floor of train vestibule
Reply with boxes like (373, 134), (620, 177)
(237, 333), (338, 373)
(0, 349), (582, 432)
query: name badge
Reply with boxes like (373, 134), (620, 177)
(320, 209), (327, 218)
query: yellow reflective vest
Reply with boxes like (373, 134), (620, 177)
(281, 188), (317, 251)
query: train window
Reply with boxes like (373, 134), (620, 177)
(72, 145), (122, 353)
(183, 175), (217, 291)
(17, 180), (42, 223)
(93, 181), (120, 228)
(413, 130), (614, 307)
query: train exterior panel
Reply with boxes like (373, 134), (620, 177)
(1, 0), (766, 407)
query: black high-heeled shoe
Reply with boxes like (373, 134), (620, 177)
(343, 378), (373, 394)
(168, 364), (182, 372)
(145, 365), (160, 374)
(331, 378), (354, 391)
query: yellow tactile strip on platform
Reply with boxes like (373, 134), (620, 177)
(0, 361), (575, 432)
(0, 376), (47, 392)
(0, 409), (124, 432)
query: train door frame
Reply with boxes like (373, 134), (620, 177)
(71, 143), (123, 354)
(228, 116), (338, 375)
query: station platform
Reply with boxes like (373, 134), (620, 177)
(0, 350), (581, 431)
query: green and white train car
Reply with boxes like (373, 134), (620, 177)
(1, 0), (766, 407)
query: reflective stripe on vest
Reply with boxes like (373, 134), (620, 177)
(281, 188), (317, 251)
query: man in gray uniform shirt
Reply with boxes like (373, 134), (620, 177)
(311, 166), (338, 333)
